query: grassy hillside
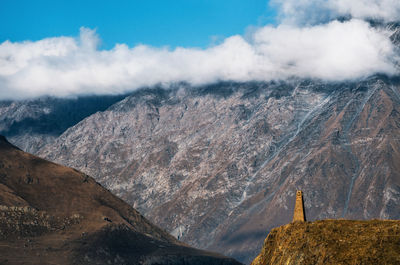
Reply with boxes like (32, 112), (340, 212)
(251, 220), (400, 265)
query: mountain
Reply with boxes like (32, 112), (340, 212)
(251, 219), (400, 265)
(35, 75), (400, 263)
(35, 81), (322, 260)
(0, 135), (242, 265)
(0, 94), (126, 153)
(2, 21), (400, 265)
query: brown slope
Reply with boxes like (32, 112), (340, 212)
(0, 135), (242, 265)
(251, 220), (400, 265)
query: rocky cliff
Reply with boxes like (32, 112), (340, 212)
(35, 75), (400, 263)
(0, 135), (241, 265)
(251, 220), (400, 265)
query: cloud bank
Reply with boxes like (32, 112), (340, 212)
(273, 0), (400, 25)
(0, 1), (400, 99)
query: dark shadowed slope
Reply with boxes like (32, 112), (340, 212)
(0, 135), (242, 265)
(0, 94), (126, 153)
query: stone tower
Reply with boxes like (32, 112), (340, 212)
(293, 190), (306, 222)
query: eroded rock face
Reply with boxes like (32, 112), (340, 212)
(36, 76), (400, 263)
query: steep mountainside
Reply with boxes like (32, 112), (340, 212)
(37, 75), (400, 263)
(0, 135), (241, 265)
(36, 81), (323, 260)
(251, 220), (400, 265)
(0, 20), (397, 265)
(0, 94), (125, 153)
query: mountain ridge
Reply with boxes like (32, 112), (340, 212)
(1, 21), (399, 263)
(0, 94), (126, 153)
(31, 75), (400, 263)
(0, 135), (242, 265)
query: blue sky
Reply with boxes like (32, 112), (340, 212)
(1, 0), (398, 100)
(0, 0), (276, 49)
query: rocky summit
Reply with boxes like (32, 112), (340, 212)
(0, 135), (241, 265)
(251, 219), (400, 265)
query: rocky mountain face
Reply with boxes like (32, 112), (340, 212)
(34, 75), (400, 263)
(0, 94), (125, 153)
(35, 82), (322, 260)
(251, 220), (400, 265)
(2, 21), (399, 264)
(0, 135), (241, 265)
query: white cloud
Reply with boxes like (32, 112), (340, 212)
(253, 20), (397, 80)
(273, 0), (400, 25)
(0, 19), (398, 100)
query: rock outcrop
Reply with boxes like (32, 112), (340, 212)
(251, 219), (400, 265)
